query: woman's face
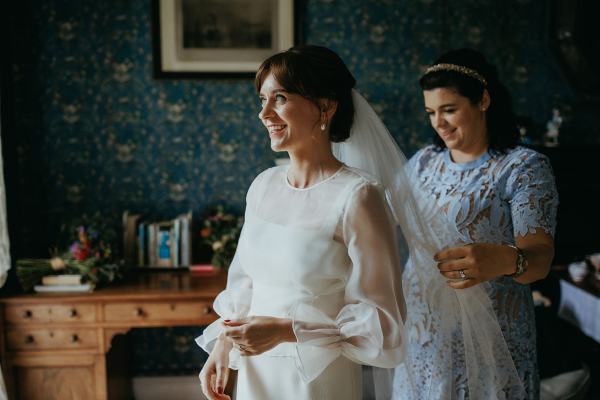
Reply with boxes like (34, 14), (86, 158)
(258, 72), (322, 153)
(423, 87), (488, 157)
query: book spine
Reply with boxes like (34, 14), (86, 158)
(137, 222), (146, 267)
(157, 225), (172, 267)
(182, 212), (192, 267)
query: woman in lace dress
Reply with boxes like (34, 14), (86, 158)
(393, 49), (559, 399)
(196, 45), (407, 400)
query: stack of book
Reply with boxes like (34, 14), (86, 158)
(34, 274), (94, 293)
(123, 211), (193, 268)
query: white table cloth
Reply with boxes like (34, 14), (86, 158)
(558, 279), (600, 343)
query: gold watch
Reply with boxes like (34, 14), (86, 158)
(506, 244), (528, 278)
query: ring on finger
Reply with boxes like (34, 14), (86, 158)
(458, 269), (467, 280)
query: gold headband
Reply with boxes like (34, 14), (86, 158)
(423, 63), (487, 86)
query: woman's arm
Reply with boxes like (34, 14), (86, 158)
(435, 231), (554, 289)
(513, 231), (554, 283)
(437, 150), (558, 289)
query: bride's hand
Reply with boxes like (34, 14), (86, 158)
(199, 335), (233, 400)
(223, 316), (296, 356)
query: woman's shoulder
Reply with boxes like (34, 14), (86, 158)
(408, 145), (442, 171)
(496, 146), (556, 195)
(496, 146), (552, 170)
(338, 166), (387, 204)
(340, 165), (383, 189)
(411, 144), (440, 160)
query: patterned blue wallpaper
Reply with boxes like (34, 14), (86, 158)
(5, 0), (597, 376)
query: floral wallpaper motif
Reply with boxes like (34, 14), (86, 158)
(6, 0), (595, 376)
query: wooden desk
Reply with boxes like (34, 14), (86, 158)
(0, 271), (226, 400)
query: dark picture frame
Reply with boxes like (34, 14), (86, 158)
(152, 0), (301, 79)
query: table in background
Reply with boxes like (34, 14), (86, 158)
(0, 271), (226, 400)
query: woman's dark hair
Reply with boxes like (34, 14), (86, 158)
(419, 48), (519, 152)
(255, 45), (356, 143)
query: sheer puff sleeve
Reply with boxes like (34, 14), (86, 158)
(292, 181), (406, 382)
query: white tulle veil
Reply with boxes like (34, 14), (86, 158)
(333, 90), (525, 399)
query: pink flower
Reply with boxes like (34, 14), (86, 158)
(70, 242), (91, 261)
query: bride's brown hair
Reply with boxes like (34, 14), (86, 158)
(255, 45), (356, 143)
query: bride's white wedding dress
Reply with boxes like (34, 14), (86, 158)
(197, 164), (406, 400)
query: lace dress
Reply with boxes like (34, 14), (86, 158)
(197, 165), (406, 400)
(393, 145), (558, 400)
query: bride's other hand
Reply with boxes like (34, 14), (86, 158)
(223, 316), (296, 356)
(199, 334), (232, 400)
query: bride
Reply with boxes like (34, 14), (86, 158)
(196, 45), (522, 400)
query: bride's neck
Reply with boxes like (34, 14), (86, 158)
(287, 151), (342, 189)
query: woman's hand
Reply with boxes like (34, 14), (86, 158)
(223, 316), (296, 356)
(199, 334), (233, 400)
(436, 232), (555, 288)
(435, 243), (517, 289)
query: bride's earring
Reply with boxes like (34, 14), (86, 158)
(320, 106), (328, 131)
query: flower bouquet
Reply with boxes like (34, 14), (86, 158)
(200, 205), (243, 269)
(16, 215), (123, 292)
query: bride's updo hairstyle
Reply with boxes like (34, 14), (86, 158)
(255, 45), (356, 143)
(420, 48), (519, 152)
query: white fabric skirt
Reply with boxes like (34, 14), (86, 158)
(235, 355), (362, 400)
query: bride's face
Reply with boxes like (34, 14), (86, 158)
(258, 73), (322, 152)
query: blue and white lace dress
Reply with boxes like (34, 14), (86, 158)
(395, 145), (558, 400)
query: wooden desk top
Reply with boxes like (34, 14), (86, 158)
(0, 270), (228, 305)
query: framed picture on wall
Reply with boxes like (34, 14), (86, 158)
(152, 0), (299, 78)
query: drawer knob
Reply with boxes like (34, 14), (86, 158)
(25, 335), (34, 344)
(71, 334), (79, 343)
(203, 306), (212, 315)
(135, 308), (144, 317)
(22, 310), (33, 318)
(70, 308), (78, 317)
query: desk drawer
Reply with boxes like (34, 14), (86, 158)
(4, 304), (96, 325)
(6, 328), (98, 351)
(104, 301), (215, 322)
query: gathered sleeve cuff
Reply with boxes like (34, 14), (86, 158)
(195, 287), (253, 351)
(292, 182), (406, 383)
(292, 300), (404, 382)
(195, 285), (252, 370)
